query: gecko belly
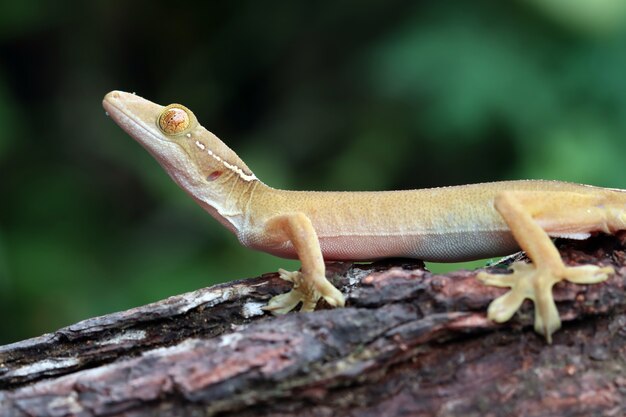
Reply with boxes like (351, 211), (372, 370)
(320, 230), (520, 262)
(260, 230), (520, 263)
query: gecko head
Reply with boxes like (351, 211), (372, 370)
(103, 91), (256, 187)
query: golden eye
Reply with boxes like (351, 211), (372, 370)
(158, 104), (191, 135)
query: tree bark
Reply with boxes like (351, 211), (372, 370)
(1, 234), (624, 417)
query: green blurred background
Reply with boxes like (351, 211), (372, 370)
(1, 0), (626, 344)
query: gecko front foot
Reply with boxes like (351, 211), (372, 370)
(263, 269), (345, 315)
(477, 262), (613, 343)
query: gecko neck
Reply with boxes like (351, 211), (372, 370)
(172, 127), (267, 235)
(196, 174), (265, 235)
(178, 139), (271, 236)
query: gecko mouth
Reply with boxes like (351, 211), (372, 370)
(102, 91), (170, 146)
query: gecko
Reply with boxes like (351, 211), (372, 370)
(103, 90), (626, 343)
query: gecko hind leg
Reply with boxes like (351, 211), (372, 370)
(478, 262), (612, 342)
(477, 190), (616, 343)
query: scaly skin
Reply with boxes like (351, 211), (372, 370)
(103, 90), (626, 342)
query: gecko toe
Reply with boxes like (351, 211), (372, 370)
(563, 265), (613, 284)
(487, 288), (527, 323)
(277, 269), (299, 283)
(263, 291), (303, 315)
(319, 281), (345, 308)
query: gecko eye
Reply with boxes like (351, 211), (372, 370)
(158, 104), (192, 135)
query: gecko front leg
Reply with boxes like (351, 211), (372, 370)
(261, 212), (345, 314)
(477, 191), (616, 343)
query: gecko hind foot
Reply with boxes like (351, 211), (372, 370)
(263, 269), (345, 315)
(477, 262), (613, 343)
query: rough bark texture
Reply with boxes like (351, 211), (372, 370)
(1, 234), (625, 417)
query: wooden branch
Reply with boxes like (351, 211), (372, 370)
(1, 234), (624, 417)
